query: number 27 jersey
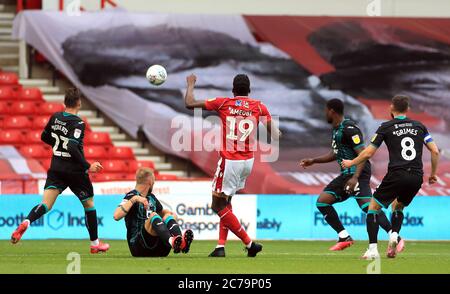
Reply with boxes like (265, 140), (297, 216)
(370, 117), (432, 175)
(205, 97), (272, 160)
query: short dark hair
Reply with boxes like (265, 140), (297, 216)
(326, 98), (344, 115)
(64, 88), (81, 108)
(233, 74), (250, 96)
(392, 95), (410, 113)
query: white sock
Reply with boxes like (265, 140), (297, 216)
(168, 237), (174, 248)
(369, 243), (378, 250)
(91, 239), (99, 246)
(216, 245), (225, 249)
(390, 232), (399, 242)
(338, 230), (349, 239)
(245, 241), (252, 249)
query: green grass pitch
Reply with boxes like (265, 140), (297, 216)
(1, 240), (449, 274)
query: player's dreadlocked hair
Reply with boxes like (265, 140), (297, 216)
(326, 98), (344, 115)
(232, 74), (250, 96)
(392, 95), (410, 113)
(64, 87), (82, 108)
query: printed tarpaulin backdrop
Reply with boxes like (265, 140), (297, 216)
(12, 10), (450, 195)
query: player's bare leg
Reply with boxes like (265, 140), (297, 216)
(82, 198), (110, 254)
(145, 212), (182, 253)
(210, 192), (262, 257)
(316, 192), (353, 251)
(362, 198), (382, 259)
(160, 210), (194, 253)
(11, 188), (59, 244)
(387, 200), (406, 258)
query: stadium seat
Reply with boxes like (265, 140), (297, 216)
(0, 129), (24, 145)
(103, 160), (128, 173)
(32, 115), (51, 129)
(108, 146), (135, 159)
(128, 160), (155, 172)
(38, 102), (65, 115)
(3, 116), (31, 129)
(25, 130), (43, 144)
(0, 86), (16, 101)
(10, 101), (37, 115)
(18, 88), (43, 101)
(84, 132), (112, 145)
(0, 72), (19, 85)
(39, 158), (52, 170)
(84, 146), (108, 160)
(90, 173), (125, 182)
(0, 101), (9, 114)
(19, 144), (51, 159)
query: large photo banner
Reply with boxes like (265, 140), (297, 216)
(12, 10), (450, 195)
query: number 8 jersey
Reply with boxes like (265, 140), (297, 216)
(41, 111), (90, 173)
(205, 96), (272, 160)
(370, 116), (433, 176)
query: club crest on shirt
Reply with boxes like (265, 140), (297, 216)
(74, 129), (82, 139)
(352, 135), (361, 144)
(243, 101), (249, 108)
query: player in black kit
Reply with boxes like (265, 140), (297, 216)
(114, 167), (194, 257)
(11, 88), (109, 253)
(342, 95), (440, 259)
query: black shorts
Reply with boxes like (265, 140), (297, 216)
(373, 169), (423, 208)
(323, 173), (372, 202)
(128, 227), (171, 257)
(44, 170), (94, 202)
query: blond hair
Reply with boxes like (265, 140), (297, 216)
(136, 167), (154, 184)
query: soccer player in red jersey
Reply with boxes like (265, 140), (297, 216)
(184, 74), (280, 257)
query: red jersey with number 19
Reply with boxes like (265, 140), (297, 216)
(205, 96), (272, 160)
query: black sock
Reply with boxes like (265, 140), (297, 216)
(151, 215), (172, 248)
(391, 210), (404, 233)
(165, 216), (182, 236)
(26, 203), (49, 224)
(376, 210), (392, 233)
(85, 208), (98, 241)
(366, 212), (380, 244)
(317, 203), (345, 234)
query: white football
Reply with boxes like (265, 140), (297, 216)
(146, 65), (167, 86)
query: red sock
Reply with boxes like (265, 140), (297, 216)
(218, 203), (232, 246)
(218, 206), (251, 245)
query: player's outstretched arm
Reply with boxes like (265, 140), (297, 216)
(341, 144), (377, 169)
(184, 74), (206, 109)
(265, 120), (282, 141)
(426, 141), (440, 184)
(300, 151), (336, 168)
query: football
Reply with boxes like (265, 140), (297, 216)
(146, 64), (167, 86)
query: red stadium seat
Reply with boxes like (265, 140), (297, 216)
(38, 102), (65, 115)
(39, 158), (52, 170)
(108, 147), (134, 159)
(0, 86), (16, 101)
(103, 160), (128, 173)
(0, 129), (24, 145)
(10, 101), (37, 115)
(0, 101), (9, 114)
(25, 130), (43, 144)
(85, 132), (112, 145)
(0, 72), (19, 85)
(128, 160), (155, 173)
(3, 116), (31, 129)
(84, 146), (108, 160)
(19, 144), (51, 159)
(90, 173), (125, 182)
(156, 174), (179, 180)
(18, 88), (43, 101)
(32, 115), (51, 129)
